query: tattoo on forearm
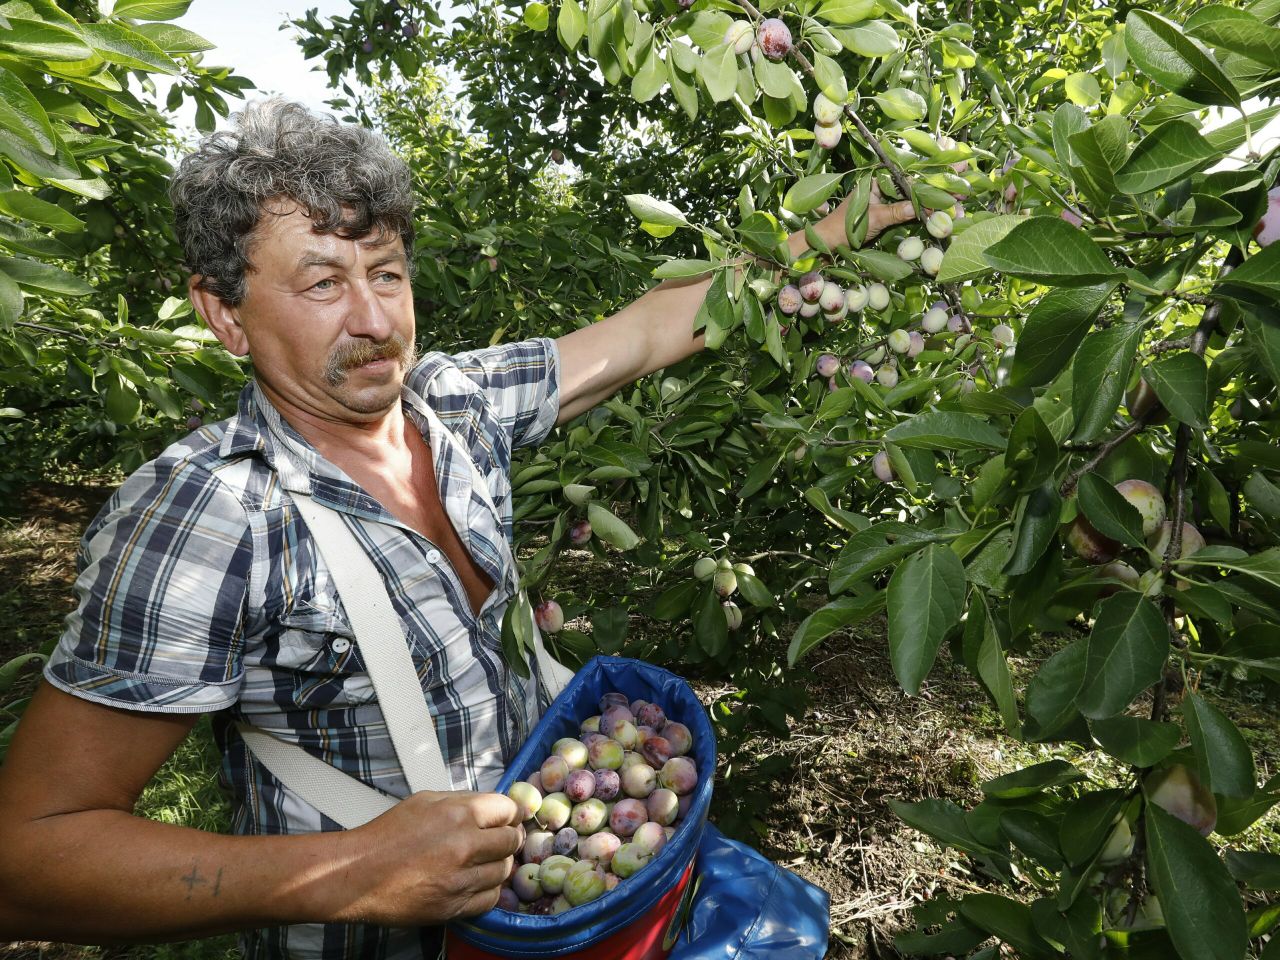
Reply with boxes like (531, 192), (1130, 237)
(182, 862), (223, 899)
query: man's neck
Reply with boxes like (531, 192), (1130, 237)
(257, 379), (412, 470)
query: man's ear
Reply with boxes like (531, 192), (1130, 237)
(189, 276), (249, 357)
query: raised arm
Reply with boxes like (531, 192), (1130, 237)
(0, 683), (522, 943)
(555, 194), (916, 424)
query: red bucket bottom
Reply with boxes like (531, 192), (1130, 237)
(447, 861), (696, 960)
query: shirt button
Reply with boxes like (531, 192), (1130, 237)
(332, 638), (351, 654)
(426, 549), (442, 563)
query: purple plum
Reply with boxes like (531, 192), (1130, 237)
(577, 831), (621, 869)
(610, 798), (648, 837)
(564, 769), (596, 803)
(636, 703), (666, 729)
(521, 830), (555, 865)
(553, 827), (579, 857)
(570, 798), (608, 835)
(593, 768), (621, 801)
(662, 722), (692, 757)
(640, 736), (672, 769)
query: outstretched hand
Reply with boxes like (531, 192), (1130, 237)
(826, 180), (917, 247)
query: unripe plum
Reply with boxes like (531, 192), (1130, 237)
(589, 738), (624, 770)
(798, 301), (821, 318)
(535, 792), (572, 831)
(947, 313), (971, 334)
(724, 20), (754, 55)
(722, 601), (743, 631)
(693, 556), (717, 580)
(907, 331), (925, 358)
(593, 768), (621, 800)
(814, 122), (842, 150)
(538, 854), (574, 894)
(867, 283), (891, 311)
(662, 721), (692, 756)
(563, 863), (608, 906)
(610, 798), (649, 836)
(846, 285), (870, 312)
(897, 236), (924, 261)
(632, 820), (668, 856)
(1146, 764), (1217, 836)
(757, 18), (793, 60)
(600, 705), (634, 737)
(658, 757), (698, 795)
(813, 92), (843, 124)
(508, 781), (542, 821)
(534, 600), (564, 633)
(603, 873), (620, 892)
(872, 450), (894, 483)
(513, 862), (543, 901)
(541, 755), (570, 793)
(733, 560), (754, 576)
(1098, 561), (1141, 596)
(1114, 479), (1166, 538)
(992, 323), (1015, 347)
(564, 768), (596, 802)
(824, 302), (848, 324)
(522, 829), (556, 864)
(570, 797), (608, 834)
(922, 303), (949, 333)
(888, 329), (912, 354)
(612, 842), (653, 878)
(1147, 521), (1206, 568)
(1066, 515), (1118, 565)
(876, 364), (899, 388)
(576, 831), (621, 869)
(848, 360), (874, 383)
(553, 738), (589, 770)
(526, 770), (544, 793)
(622, 762), (657, 798)
(568, 519), (592, 546)
(1253, 185), (1280, 247)
(777, 284), (803, 316)
(647, 788), (679, 825)
(620, 750), (647, 770)
(920, 246), (944, 275)
(713, 568), (738, 598)
(1126, 377), (1169, 424)
(819, 282), (846, 313)
(798, 271), (825, 302)
(614, 720), (641, 750)
(1097, 818), (1134, 866)
(926, 211), (953, 238)
(550, 149), (565, 165)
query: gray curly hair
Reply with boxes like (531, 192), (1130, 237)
(169, 97), (416, 306)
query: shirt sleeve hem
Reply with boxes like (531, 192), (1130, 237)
(43, 656), (242, 715)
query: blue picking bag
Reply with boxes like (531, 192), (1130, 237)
(449, 656), (716, 957)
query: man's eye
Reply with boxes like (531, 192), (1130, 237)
(376, 271), (402, 282)
(312, 278), (337, 291)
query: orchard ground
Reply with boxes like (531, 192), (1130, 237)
(2, 485), (1277, 959)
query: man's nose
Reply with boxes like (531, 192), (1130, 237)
(345, 278), (398, 340)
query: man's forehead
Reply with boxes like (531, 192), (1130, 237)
(251, 204), (406, 270)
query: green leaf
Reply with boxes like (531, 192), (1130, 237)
(648, 580), (698, 621)
(959, 894), (1056, 959)
(1114, 120), (1219, 194)
(109, 0), (194, 20)
(830, 523), (954, 594)
(104, 376), (141, 424)
(936, 214), (1024, 284)
(1003, 484), (1061, 577)
(982, 760), (1085, 799)
(586, 501), (640, 550)
(0, 66), (56, 157)
(590, 605), (628, 654)
(1243, 308), (1280, 388)
(0, 255), (92, 296)
(693, 585), (728, 658)
(1003, 406), (1058, 493)
(625, 194), (688, 228)
(885, 412), (1006, 452)
(1184, 5), (1280, 66)
(1145, 804), (1248, 960)
(524, 2), (550, 31)
(0, 267), (22, 326)
(1024, 639), (1088, 741)
(1010, 282), (1117, 389)
(874, 87), (926, 121)
(984, 217), (1120, 287)
(0, 17), (94, 61)
(1184, 693), (1256, 798)
(842, 20), (900, 57)
(0, 190), (83, 233)
(889, 797), (995, 856)
(1144, 352), (1208, 427)
(80, 22), (180, 74)
(846, 248), (913, 282)
(1078, 473), (1146, 549)
(1125, 10), (1241, 107)
(887, 543), (966, 695)
(1220, 243), (1280, 300)
(1078, 593), (1167, 719)
(1071, 322), (1144, 442)
(970, 598), (1019, 733)
(631, 45), (665, 103)
(1065, 71), (1101, 105)
(558, 0), (586, 49)
(1060, 789), (1127, 866)
(1091, 715), (1182, 767)
(130, 21), (214, 53)
(818, 0), (879, 25)
(652, 259), (715, 279)
(1067, 116), (1130, 202)
(787, 591), (886, 666)
(812, 51), (848, 102)
(783, 172), (846, 215)
(738, 211), (788, 260)
(1225, 850), (1280, 890)
(698, 42), (738, 103)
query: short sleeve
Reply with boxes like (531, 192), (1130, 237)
(448, 337), (561, 450)
(43, 457), (252, 714)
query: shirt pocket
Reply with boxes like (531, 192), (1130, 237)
(275, 600), (376, 708)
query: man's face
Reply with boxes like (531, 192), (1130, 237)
(227, 202), (417, 421)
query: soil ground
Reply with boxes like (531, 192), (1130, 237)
(2, 483), (1277, 959)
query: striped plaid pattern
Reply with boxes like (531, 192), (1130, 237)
(44, 338), (563, 960)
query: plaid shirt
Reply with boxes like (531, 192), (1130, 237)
(44, 338), (562, 960)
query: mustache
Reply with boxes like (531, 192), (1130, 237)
(323, 334), (417, 386)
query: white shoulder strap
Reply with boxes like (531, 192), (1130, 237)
(289, 493), (453, 795)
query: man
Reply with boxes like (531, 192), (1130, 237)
(0, 99), (912, 956)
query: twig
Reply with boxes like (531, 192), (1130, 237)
(1059, 415), (1150, 499)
